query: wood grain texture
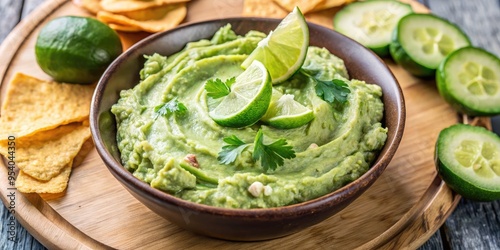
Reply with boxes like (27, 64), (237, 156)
(0, 1), (49, 249)
(0, 0), (498, 249)
(421, 1), (500, 249)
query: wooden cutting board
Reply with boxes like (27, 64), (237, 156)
(0, 0), (475, 249)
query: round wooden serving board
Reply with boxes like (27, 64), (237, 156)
(0, 0), (470, 249)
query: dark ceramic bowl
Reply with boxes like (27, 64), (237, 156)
(90, 18), (405, 241)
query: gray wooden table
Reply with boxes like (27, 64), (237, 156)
(1, 0), (499, 249)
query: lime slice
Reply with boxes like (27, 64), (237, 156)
(241, 6), (309, 84)
(261, 93), (314, 129)
(436, 46), (500, 116)
(208, 60), (272, 128)
(435, 124), (500, 201)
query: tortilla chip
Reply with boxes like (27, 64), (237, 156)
(16, 163), (72, 194)
(306, 6), (343, 28)
(242, 0), (288, 18)
(272, 0), (325, 14)
(72, 0), (102, 14)
(73, 138), (95, 168)
(100, 0), (190, 13)
(0, 124), (91, 181)
(310, 0), (354, 12)
(108, 23), (143, 32)
(0, 73), (94, 142)
(97, 3), (187, 33)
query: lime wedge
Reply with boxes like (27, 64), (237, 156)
(241, 6), (309, 84)
(208, 60), (272, 128)
(261, 93), (314, 129)
(436, 124), (500, 201)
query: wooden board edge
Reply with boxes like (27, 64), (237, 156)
(0, 0), (68, 87)
(357, 174), (460, 249)
(0, 0), (466, 249)
(361, 115), (492, 249)
(0, 0), (105, 248)
(406, 189), (461, 249)
(0, 159), (111, 250)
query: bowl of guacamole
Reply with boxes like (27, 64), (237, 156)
(90, 17), (405, 241)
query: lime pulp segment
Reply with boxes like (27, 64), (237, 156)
(261, 93), (314, 129)
(208, 60), (272, 128)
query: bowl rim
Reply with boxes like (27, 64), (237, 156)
(90, 17), (406, 218)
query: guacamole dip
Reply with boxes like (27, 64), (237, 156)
(111, 25), (388, 208)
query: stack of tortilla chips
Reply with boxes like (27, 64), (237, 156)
(0, 73), (94, 193)
(73, 0), (189, 33)
(242, 0), (355, 23)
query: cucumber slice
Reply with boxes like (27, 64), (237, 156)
(334, 0), (413, 57)
(437, 47), (500, 116)
(436, 124), (500, 201)
(390, 13), (471, 77)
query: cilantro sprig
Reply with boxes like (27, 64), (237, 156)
(154, 98), (187, 118)
(315, 78), (350, 104)
(301, 70), (350, 104)
(205, 77), (236, 99)
(217, 135), (250, 165)
(217, 129), (296, 172)
(253, 129), (296, 172)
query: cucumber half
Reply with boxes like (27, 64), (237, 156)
(334, 0), (413, 57)
(437, 46), (500, 116)
(390, 13), (471, 77)
(436, 124), (500, 201)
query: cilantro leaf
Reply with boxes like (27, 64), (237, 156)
(154, 98), (187, 118)
(205, 77), (235, 99)
(314, 78), (350, 104)
(218, 135), (250, 165)
(252, 129), (296, 172)
(217, 131), (296, 171)
(224, 77), (236, 87)
(300, 70), (350, 104)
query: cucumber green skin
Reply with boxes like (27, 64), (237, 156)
(436, 46), (500, 116)
(264, 111), (314, 129)
(390, 38), (435, 77)
(35, 16), (123, 84)
(370, 45), (391, 58)
(390, 13), (471, 78)
(435, 157), (500, 201)
(435, 124), (500, 201)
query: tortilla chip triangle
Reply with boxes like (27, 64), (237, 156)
(16, 163), (73, 194)
(100, 0), (189, 13)
(0, 124), (91, 181)
(72, 0), (102, 14)
(310, 0), (354, 12)
(0, 73), (94, 142)
(242, 0), (288, 18)
(97, 3), (187, 33)
(272, 0), (325, 13)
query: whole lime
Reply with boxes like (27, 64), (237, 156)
(35, 16), (122, 84)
